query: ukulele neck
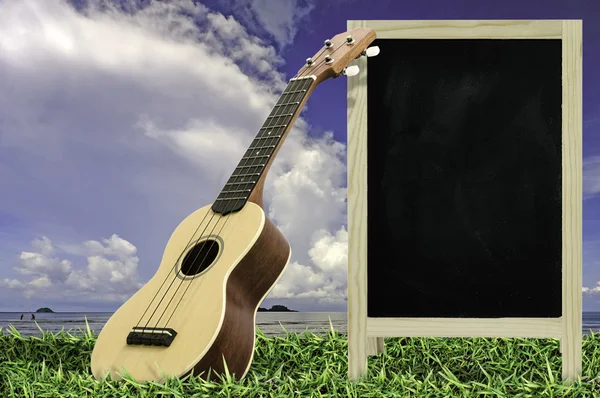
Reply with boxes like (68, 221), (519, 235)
(211, 75), (317, 215)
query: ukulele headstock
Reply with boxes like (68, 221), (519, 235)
(298, 28), (378, 84)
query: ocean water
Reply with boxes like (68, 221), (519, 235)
(0, 311), (347, 337)
(2, 312), (600, 338)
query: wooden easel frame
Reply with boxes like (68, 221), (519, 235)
(347, 20), (582, 383)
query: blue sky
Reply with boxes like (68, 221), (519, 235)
(0, 0), (599, 312)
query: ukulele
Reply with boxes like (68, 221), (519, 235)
(90, 27), (379, 383)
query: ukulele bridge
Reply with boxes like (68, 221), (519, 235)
(126, 327), (178, 347)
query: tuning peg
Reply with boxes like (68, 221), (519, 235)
(346, 35), (355, 44)
(306, 58), (314, 66)
(342, 65), (360, 77)
(361, 46), (380, 57)
(324, 39), (333, 48)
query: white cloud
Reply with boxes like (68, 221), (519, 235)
(270, 226), (348, 305)
(2, 279), (26, 289)
(0, 0), (349, 310)
(309, 227), (348, 278)
(82, 234), (138, 261)
(581, 282), (600, 296)
(14, 250), (72, 283)
(583, 282), (600, 295)
(267, 131), (347, 239)
(247, 0), (314, 47)
(3, 0), (596, 312)
(29, 276), (52, 289)
(2, 235), (144, 302)
(136, 114), (249, 171)
(220, 0), (314, 47)
(31, 237), (55, 257)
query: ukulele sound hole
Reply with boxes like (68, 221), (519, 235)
(180, 239), (220, 276)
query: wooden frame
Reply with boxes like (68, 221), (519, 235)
(347, 20), (582, 383)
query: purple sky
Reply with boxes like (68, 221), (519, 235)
(206, 0), (600, 309)
(1, 0), (599, 312)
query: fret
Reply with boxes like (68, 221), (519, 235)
(224, 181), (255, 186)
(269, 80), (307, 114)
(273, 101), (300, 108)
(215, 196), (247, 201)
(273, 91), (295, 105)
(255, 131), (279, 139)
(232, 168), (262, 177)
(265, 109), (293, 122)
(266, 113), (293, 120)
(262, 100), (291, 120)
(235, 164), (265, 169)
(219, 189), (251, 194)
(281, 89), (307, 95)
(248, 145), (275, 151)
(243, 147), (274, 161)
(251, 141), (277, 150)
(241, 155), (269, 160)
(259, 124), (287, 130)
(253, 135), (282, 141)
(279, 89), (306, 101)
(254, 131), (283, 141)
(230, 172), (261, 178)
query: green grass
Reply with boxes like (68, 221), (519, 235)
(2, 321), (600, 398)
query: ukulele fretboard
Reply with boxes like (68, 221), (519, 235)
(211, 75), (315, 215)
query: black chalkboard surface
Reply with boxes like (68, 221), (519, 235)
(367, 39), (562, 318)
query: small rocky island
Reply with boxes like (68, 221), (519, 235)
(257, 305), (297, 312)
(35, 307), (54, 313)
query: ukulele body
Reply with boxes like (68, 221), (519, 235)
(90, 201), (290, 382)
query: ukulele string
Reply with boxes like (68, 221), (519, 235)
(140, 40), (349, 332)
(156, 42), (350, 329)
(158, 78), (310, 329)
(133, 163), (230, 330)
(150, 41), (348, 330)
(156, 77), (310, 329)
(132, 208), (216, 329)
(134, 80), (301, 332)
(132, 158), (232, 331)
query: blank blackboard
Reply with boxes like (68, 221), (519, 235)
(366, 38), (563, 318)
(347, 20), (582, 384)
